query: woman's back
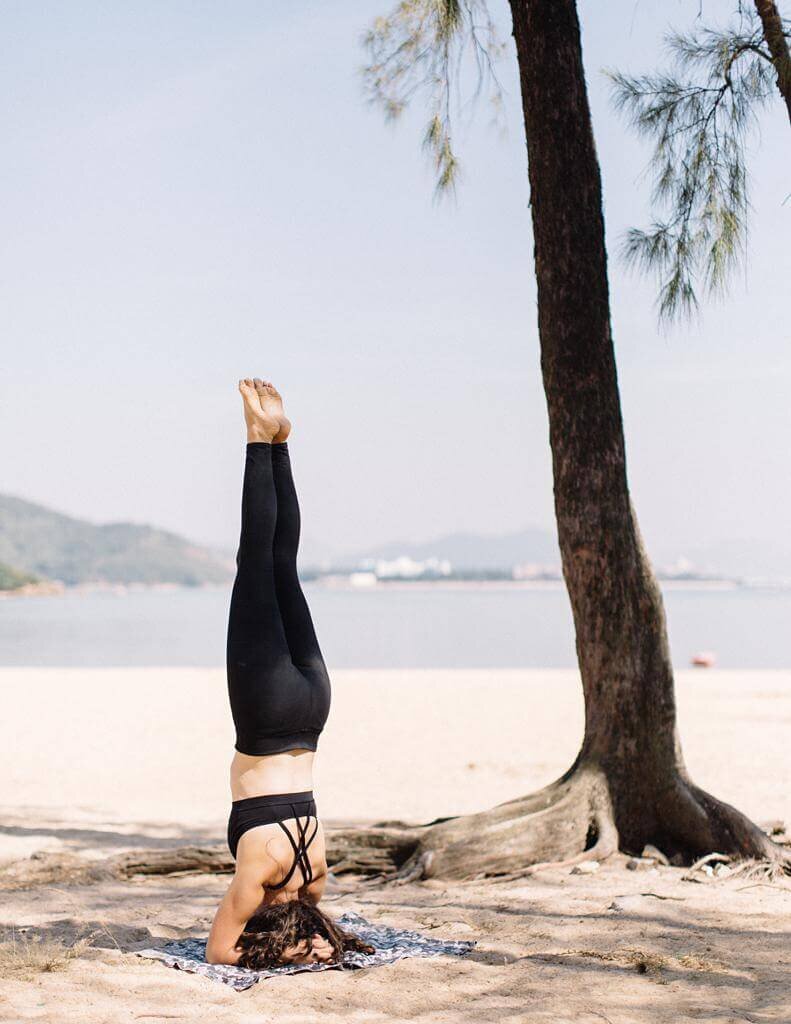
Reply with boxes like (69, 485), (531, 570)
(237, 817), (328, 903)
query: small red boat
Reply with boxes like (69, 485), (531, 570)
(691, 651), (716, 668)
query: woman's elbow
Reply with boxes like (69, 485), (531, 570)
(205, 942), (234, 965)
(301, 873), (327, 905)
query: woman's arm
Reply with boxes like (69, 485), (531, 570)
(299, 867), (327, 905)
(205, 861), (264, 965)
(298, 822), (328, 904)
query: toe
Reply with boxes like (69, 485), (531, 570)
(239, 379), (258, 403)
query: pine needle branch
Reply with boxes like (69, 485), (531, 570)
(361, 0), (505, 199)
(606, 9), (784, 322)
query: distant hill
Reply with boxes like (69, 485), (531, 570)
(651, 538), (791, 583)
(0, 560), (38, 591)
(0, 495), (234, 587)
(339, 527), (561, 571)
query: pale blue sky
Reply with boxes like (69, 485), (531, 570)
(1, 0), (789, 563)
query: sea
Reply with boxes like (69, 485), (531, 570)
(1, 582), (789, 669)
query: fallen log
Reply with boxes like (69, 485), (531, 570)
(111, 846), (234, 878)
(0, 824), (422, 890)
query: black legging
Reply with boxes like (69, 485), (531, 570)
(226, 442), (331, 756)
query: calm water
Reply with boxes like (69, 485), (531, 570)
(0, 584), (789, 668)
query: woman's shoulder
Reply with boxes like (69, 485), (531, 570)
(236, 819), (326, 892)
(235, 822), (290, 873)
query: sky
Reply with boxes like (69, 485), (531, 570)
(1, 0), (789, 564)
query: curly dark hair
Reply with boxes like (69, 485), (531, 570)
(235, 899), (374, 969)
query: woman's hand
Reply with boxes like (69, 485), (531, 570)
(280, 933), (334, 964)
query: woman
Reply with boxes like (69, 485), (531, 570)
(206, 379), (370, 968)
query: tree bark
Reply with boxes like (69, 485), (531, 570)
(754, 0), (791, 123)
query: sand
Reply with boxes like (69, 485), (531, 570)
(1, 667), (790, 1023)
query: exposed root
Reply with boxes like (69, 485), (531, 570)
(392, 851), (435, 885)
(381, 764), (617, 881)
(729, 859), (791, 882)
(684, 856), (791, 885)
(0, 829), (421, 890)
(325, 825), (420, 876)
(337, 760), (789, 882)
(4, 767), (786, 891)
(682, 852), (731, 881)
(525, 783), (619, 875)
(661, 777), (791, 873)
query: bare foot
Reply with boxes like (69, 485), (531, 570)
(238, 379), (279, 443)
(253, 379), (291, 444)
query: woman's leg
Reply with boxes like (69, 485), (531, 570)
(270, 442), (327, 672)
(227, 381), (297, 753)
(227, 379), (331, 752)
(227, 443), (294, 737)
(227, 442), (289, 649)
(228, 379), (286, 648)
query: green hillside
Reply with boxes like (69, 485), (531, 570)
(0, 560), (38, 591)
(0, 494), (234, 587)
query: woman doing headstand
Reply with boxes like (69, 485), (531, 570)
(206, 379), (371, 968)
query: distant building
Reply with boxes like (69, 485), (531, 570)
(348, 571), (378, 588)
(512, 562), (561, 581)
(366, 555), (453, 580)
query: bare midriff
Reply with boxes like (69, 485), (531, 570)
(230, 749), (316, 801)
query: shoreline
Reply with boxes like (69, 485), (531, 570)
(3, 576), (789, 597)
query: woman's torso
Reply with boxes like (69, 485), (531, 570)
(230, 748), (315, 801)
(229, 750), (326, 903)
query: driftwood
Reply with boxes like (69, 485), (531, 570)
(111, 825), (423, 880)
(325, 824), (420, 876)
(0, 824), (422, 891)
(0, 846), (235, 891)
(2, 816), (786, 892)
(112, 846), (234, 878)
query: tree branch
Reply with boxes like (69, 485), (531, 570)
(753, 0), (791, 120)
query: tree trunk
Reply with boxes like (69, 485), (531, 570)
(358, 0), (788, 880)
(754, 0), (791, 123)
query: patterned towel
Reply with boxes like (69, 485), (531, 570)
(136, 911), (475, 991)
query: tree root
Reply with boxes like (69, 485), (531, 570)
(2, 769), (786, 890)
(379, 764), (619, 882)
(657, 776), (791, 871)
(329, 763), (789, 882)
(326, 824), (420, 876)
(683, 855), (790, 885)
(682, 852), (731, 880)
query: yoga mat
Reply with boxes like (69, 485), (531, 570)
(137, 911), (475, 991)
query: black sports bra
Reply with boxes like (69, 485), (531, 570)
(268, 812), (319, 889)
(227, 791), (319, 889)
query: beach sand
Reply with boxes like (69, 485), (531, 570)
(1, 668), (790, 1023)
